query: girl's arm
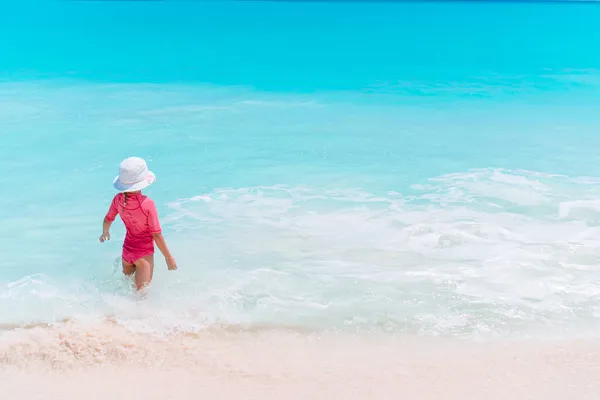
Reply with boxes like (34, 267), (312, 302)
(100, 196), (119, 242)
(153, 233), (177, 270)
(100, 218), (113, 242)
(146, 198), (177, 270)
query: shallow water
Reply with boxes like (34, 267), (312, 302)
(1, 1), (600, 341)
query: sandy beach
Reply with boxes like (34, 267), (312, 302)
(1, 323), (599, 399)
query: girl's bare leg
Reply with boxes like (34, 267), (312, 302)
(122, 258), (135, 276)
(132, 254), (154, 290)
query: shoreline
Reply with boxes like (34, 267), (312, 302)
(1, 323), (599, 399)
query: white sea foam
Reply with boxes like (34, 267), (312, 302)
(2, 168), (599, 339)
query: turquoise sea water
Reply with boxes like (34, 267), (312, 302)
(2, 0), (600, 339)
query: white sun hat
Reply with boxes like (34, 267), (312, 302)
(113, 156), (156, 192)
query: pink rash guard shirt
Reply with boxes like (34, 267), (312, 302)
(104, 192), (162, 263)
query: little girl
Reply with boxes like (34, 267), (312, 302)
(99, 156), (177, 290)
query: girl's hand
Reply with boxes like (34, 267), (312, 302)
(99, 232), (111, 242)
(166, 256), (177, 271)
